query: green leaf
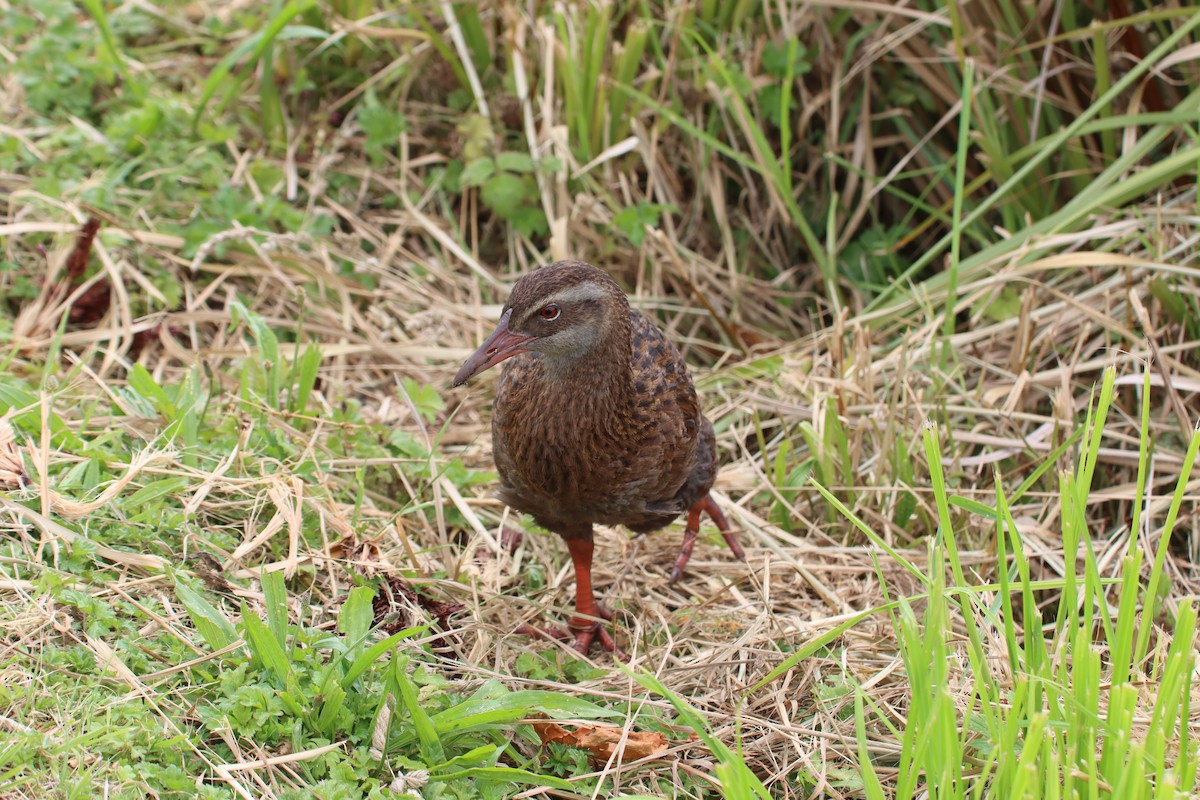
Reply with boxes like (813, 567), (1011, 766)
(429, 689), (615, 734)
(947, 494), (998, 520)
(359, 97), (407, 160)
(290, 344), (322, 413)
(241, 601), (291, 682)
(393, 657), (445, 764)
(174, 578), (237, 651)
(78, 0), (145, 101)
(127, 476), (190, 507)
(495, 151), (535, 173)
(193, 7), (324, 126)
(431, 766), (571, 790)
(229, 299), (282, 404)
(508, 204), (549, 237)
(751, 607), (880, 691)
(761, 40), (809, 78)
(262, 571), (288, 647)
(400, 378), (444, 424)
(431, 744), (497, 771)
(128, 364), (176, 416)
(1149, 278), (1188, 325)
(628, 668), (772, 800)
(981, 285), (1022, 322)
(341, 626), (426, 689)
(612, 201), (673, 246)
(315, 681), (346, 734)
(459, 157), (496, 187)
(337, 586), (375, 645)
(480, 172), (528, 219)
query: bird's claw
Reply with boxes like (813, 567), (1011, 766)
(515, 622), (573, 642)
(516, 605), (626, 660)
(569, 620), (627, 662)
(567, 605), (626, 660)
(669, 494), (745, 584)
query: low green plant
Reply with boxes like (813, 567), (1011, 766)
(456, 150), (559, 237)
(755, 367), (1200, 798)
(176, 571), (616, 797)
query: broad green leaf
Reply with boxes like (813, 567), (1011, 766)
(242, 602), (291, 681)
(459, 157), (495, 187)
(174, 578), (237, 651)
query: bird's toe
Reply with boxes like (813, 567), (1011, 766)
(571, 621), (626, 661)
(516, 621), (573, 642)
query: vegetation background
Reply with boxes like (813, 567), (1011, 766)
(2, 1), (1200, 798)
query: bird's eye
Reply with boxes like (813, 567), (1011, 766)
(539, 304), (560, 321)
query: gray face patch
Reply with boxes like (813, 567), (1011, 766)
(533, 321), (602, 362)
(513, 283), (614, 365)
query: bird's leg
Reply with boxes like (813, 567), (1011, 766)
(668, 504), (704, 586)
(669, 494), (746, 585)
(564, 536), (625, 659)
(514, 534), (625, 660)
(702, 495), (745, 560)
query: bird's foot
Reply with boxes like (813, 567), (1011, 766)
(568, 617), (625, 661)
(515, 620), (573, 641)
(669, 494), (746, 585)
(705, 497), (745, 561)
(667, 553), (692, 586)
(515, 605), (626, 661)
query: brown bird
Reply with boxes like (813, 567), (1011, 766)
(453, 261), (745, 656)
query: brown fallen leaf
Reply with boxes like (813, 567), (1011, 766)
(371, 574), (466, 638)
(532, 717), (669, 763)
(729, 321), (774, 350)
(468, 526), (524, 569)
(330, 531), (385, 566)
(188, 552), (239, 595)
(64, 217), (100, 282)
(128, 323), (184, 359)
(39, 216), (112, 326)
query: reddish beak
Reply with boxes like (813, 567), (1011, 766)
(453, 309), (536, 387)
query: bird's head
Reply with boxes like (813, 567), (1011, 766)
(453, 261), (629, 387)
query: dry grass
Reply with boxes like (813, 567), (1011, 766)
(5, 194), (1200, 796)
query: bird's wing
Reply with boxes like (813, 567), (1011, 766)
(628, 308), (702, 442)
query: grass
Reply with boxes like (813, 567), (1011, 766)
(2, 0), (1200, 797)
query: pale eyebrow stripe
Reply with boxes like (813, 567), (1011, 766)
(513, 281), (609, 326)
(543, 283), (606, 306)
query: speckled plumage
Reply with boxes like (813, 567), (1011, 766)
(454, 261), (744, 657)
(494, 303), (714, 534)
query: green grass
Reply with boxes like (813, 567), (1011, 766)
(2, 1), (1200, 797)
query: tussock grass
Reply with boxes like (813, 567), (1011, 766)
(2, 1), (1200, 798)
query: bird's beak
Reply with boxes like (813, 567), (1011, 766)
(453, 309), (536, 387)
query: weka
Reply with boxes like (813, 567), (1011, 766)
(453, 260), (744, 656)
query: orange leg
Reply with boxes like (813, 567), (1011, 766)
(516, 535), (626, 660)
(564, 537), (624, 658)
(669, 494), (746, 585)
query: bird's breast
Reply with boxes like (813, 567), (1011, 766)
(491, 370), (693, 525)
